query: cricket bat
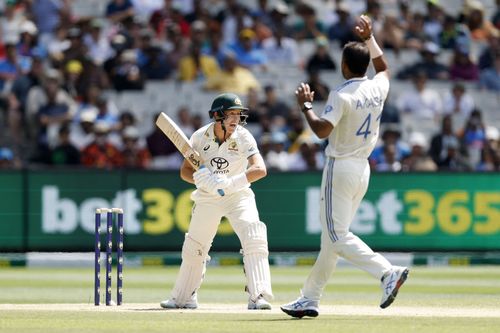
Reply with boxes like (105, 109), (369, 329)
(155, 112), (224, 196)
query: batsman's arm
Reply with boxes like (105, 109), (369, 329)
(245, 153), (267, 183)
(180, 159), (196, 184)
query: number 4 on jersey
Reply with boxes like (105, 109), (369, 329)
(356, 113), (372, 139)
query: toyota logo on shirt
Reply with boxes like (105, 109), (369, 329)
(210, 157), (229, 170)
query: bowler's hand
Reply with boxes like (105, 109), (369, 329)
(355, 15), (373, 41)
(295, 82), (315, 106)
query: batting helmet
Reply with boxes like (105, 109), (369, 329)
(208, 93), (249, 120)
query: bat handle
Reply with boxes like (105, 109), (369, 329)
(200, 165), (225, 197)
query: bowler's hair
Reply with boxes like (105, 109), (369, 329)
(342, 42), (370, 76)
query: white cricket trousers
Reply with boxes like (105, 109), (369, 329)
(301, 157), (392, 301)
(188, 188), (260, 250)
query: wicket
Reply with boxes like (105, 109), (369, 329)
(94, 208), (124, 306)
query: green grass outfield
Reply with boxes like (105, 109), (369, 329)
(1, 265), (500, 333)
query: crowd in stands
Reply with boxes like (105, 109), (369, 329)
(0, 0), (498, 172)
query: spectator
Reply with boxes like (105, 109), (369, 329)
(404, 12), (427, 50)
(483, 125), (500, 170)
(94, 94), (119, 130)
(106, 0), (135, 24)
(229, 28), (268, 70)
(429, 115), (471, 170)
(0, 42), (30, 92)
(449, 46), (479, 81)
(47, 25), (71, 62)
(26, 69), (77, 141)
(63, 60), (85, 100)
(146, 112), (182, 169)
(83, 18), (114, 66)
(189, 20), (210, 53)
(176, 106), (194, 137)
(370, 124), (410, 169)
(396, 0), (412, 32)
(264, 131), (289, 171)
(51, 124), (80, 165)
(149, 0), (174, 39)
(185, 0), (207, 24)
(70, 107), (96, 150)
(463, 0), (499, 42)
(459, 109), (487, 169)
(140, 42), (172, 80)
(402, 132), (437, 171)
(8, 55), (45, 140)
(0, 0), (25, 45)
(259, 85), (292, 119)
(305, 68), (329, 101)
(287, 112), (314, 154)
(0, 146), (20, 169)
(17, 20), (40, 58)
(292, 2), (325, 40)
(396, 41), (449, 80)
(327, 2), (356, 47)
(379, 93), (400, 124)
(191, 114), (203, 131)
(178, 43), (219, 82)
(478, 51), (500, 91)
(443, 82), (475, 117)
(121, 126), (151, 168)
(374, 143), (402, 172)
(268, 1), (291, 36)
(440, 15), (470, 50)
(108, 110), (137, 149)
(251, 0), (274, 30)
(423, 0), (444, 44)
(204, 51), (260, 95)
(305, 36), (337, 73)
(81, 121), (123, 168)
(35, 77), (73, 150)
(288, 138), (323, 171)
(31, 0), (71, 46)
(220, 3), (253, 46)
(261, 25), (300, 66)
(164, 23), (190, 70)
(244, 87), (263, 124)
(380, 15), (405, 55)
(396, 71), (443, 120)
(111, 49), (145, 91)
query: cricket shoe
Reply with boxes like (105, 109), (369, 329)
(280, 296), (319, 318)
(248, 295), (272, 310)
(380, 266), (409, 309)
(160, 294), (198, 309)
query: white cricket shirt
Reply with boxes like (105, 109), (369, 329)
(321, 73), (390, 159)
(190, 122), (259, 178)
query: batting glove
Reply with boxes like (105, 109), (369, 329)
(199, 173), (224, 194)
(218, 173), (249, 194)
(193, 168), (211, 189)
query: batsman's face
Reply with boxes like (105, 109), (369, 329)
(223, 110), (242, 133)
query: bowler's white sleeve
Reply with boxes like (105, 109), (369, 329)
(320, 91), (343, 127)
(373, 72), (390, 99)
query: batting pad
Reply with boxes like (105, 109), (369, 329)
(171, 234), (210, 306)
(241, 222), (273, 301)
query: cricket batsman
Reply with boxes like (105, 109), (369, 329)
(160, 93), (273, 310)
